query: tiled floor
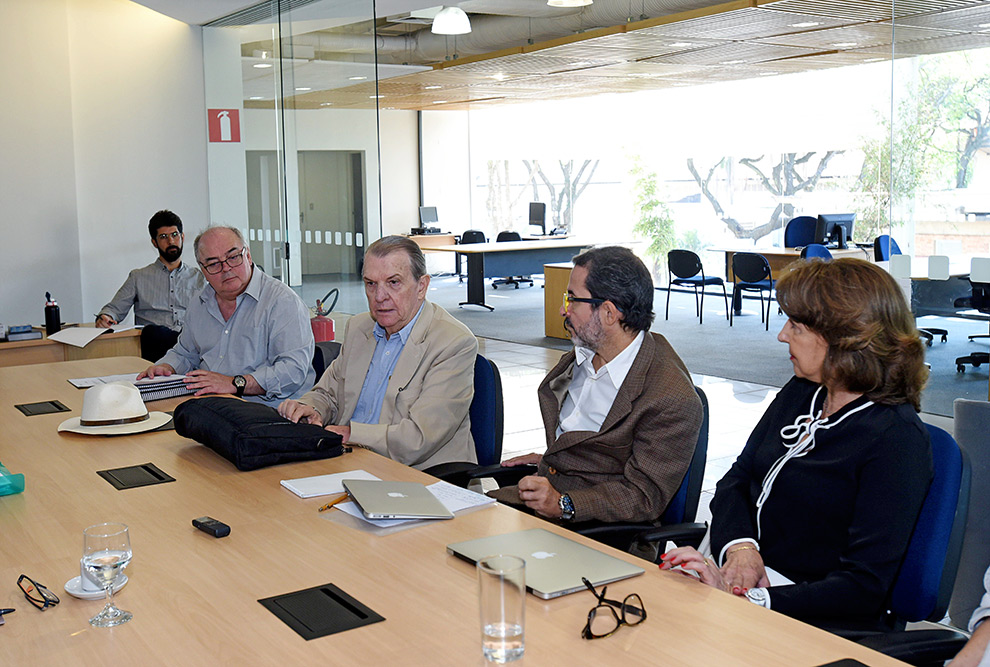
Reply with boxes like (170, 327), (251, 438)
(476, 336), (953, 528)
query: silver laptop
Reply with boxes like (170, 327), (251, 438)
(342, 479), (454, 520)
(446, 528), (644, 599)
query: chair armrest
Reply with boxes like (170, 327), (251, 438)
(424, 463), (538, 488)
(633, 523), (709, 551)
(856, 628), (968, 664)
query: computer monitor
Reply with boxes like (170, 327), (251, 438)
(419, 206), (439, 227)
(528, 202), (546, 236)
(814, 213), (856, 250)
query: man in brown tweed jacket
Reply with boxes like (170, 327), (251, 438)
(490, 246), (703, 524)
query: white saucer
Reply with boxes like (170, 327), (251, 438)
(63, 574), (128, 600)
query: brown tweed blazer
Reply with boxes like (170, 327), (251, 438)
(491, 332), (702, 523)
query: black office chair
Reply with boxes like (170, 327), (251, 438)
(491, 231), (534, 289)
(311, 340), (342, 380)
(851, 424), (971, 665)
(451, 386), (710, 560)
(424, 355), (503, 485)
(139, 325), (180, 362)
(456, 230), (486, 283)
(730, 253), (775, 331)
(784, 216), (817, 248)
(666, 249), (728, 324)
(955, 279), (990, 372)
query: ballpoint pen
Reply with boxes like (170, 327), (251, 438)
(0, 608), (13, 626)
(318, 494), (348, 512)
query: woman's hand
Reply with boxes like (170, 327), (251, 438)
(721, 546), (769, 595)
(659, 547), (726, 590)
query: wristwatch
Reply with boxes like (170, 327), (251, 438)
(745, 587), (770, 608)
(558, 494), (575, 521)
(232, 375), (247, 398)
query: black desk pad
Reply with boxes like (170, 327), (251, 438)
(259, 583), (385, 640)
(97, 462), (175, 490)
(15, 400), (70, 416)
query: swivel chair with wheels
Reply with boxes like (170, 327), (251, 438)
(491, 231), (534, 289)
(955, 279), (990, 372)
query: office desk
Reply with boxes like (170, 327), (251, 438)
(0, 357), (904, 666)
(713, 246), (872, 314)
(0, 327), (141, 368)
(404, 233), (457, 250)
(433, 239), (589, 310)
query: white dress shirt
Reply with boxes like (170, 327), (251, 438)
(558, 330), (645, 436)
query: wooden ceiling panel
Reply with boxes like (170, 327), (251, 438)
(762, 0), (981, 21)
(890, 2), (990, 30)
(755, 21), (962, 48)
(642, 40), (816, 64)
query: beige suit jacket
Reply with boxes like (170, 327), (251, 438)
(299, 300), (478, 470)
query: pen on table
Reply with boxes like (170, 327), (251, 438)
(318, 494), (348, 512)
(0, 609), (14, 615)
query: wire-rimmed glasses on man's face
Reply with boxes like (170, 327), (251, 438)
(156, 230), (181, 242)
(580, 577), (646, 640)
(563, 292), (605, 311)
(18, 574), (60, 611)
(201, 248), (246, 275)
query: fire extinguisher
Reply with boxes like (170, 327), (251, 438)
(311, 288), (338, 343)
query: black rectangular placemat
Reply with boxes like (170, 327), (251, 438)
(15, 400), (70, 416)
(259, 583), (385, 640)
(97, 462), (175, 490)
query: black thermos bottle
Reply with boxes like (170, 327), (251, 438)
(44, 292), (61, 336)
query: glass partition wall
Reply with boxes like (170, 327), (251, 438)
(203, 0), (384, 314)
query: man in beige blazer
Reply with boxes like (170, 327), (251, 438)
(490, 246), (702, 523)
(278, 236), (477, 470)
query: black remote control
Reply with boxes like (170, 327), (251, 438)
(192, 516), (230, 538)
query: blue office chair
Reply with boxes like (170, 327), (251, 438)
(666, 249), (729, 324)
(874, 234), (947, 347)
(492, 231), (533, 289)
(800, 244), (832, 260)
(784, 216), (818, 248)
(854, 424), (971, 665)
(457, 387), (710, 559)
(424, 354), (503, 483)
(730, 253), (775, 331)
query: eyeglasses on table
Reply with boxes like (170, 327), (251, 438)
(18, 574), (60, 611)
(580, 576), (646, 640)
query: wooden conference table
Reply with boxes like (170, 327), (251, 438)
(433, 239), (590, 311)
(0, 357), (905, 666)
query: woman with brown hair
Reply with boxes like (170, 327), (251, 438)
(661, 258), (933, 634)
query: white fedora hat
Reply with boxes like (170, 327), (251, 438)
(58, 382), (172, 436)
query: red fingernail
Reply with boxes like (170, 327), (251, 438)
(660, 553), (667, 559)
(743, 588), (749, 593)
(732, 587), (740, 594)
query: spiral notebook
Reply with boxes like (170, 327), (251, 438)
(69, 373), (196, 402)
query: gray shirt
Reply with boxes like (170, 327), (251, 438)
(159, 267), (315, 406)
(99, 260), (205, 330)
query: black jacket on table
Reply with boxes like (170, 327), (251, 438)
(710, 377), (933, 632)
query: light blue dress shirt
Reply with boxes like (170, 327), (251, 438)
(350, 303), (425, 425)
(99, 260), (204, 329)
(159, 267), (315, 406)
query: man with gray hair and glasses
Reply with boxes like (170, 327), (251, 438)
(139, 225), (315, 406)
(279, 235), (478, 471)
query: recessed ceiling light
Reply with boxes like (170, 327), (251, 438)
(249, 96), (264, 100)
(720, 59), (746, 65)
(488, 74), (507, 81)
(253, 63), (273, 69)
(320, 102), (333, 106)
(295, 87), (311, 91)
(833, 42), (858, 48)
(425, 85), (443, 90)
(790, 21), (821, 28)
(978, 22), (990, 28)
(348, 76), (367, 81)
(863, 57), (884, 63)
(670, 42), (694, 48)
(432, 100), (447, 104)
(370, 95), (384, 99)
(570, 61), (592, 67)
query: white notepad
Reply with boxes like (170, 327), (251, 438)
(280, 469), (380, 498)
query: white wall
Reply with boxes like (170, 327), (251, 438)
(0, 0), (82, 325)
(422, 110), (473, 234)
(379, 110), (420, 237)
(0, 0), (209, 325)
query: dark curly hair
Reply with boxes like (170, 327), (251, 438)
(776, 258), (927, 411)
(572, 246), (655, 333)
(148, 210), (182, 239)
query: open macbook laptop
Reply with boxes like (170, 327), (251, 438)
(446, 528), (644, 599)
(342, 479), (454, 520)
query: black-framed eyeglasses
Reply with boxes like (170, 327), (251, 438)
(580, 577), (646, 640)
(201, 248), (246, 275)
(563, 292), (606, 310)
(156, 230), (181, 242)
(17, 574), (60, 611)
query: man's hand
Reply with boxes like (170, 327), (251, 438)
(501, 453), (542, 467)
(277, 400), (323, 425)
(183, 370), (240, 397)
(517, 475), (562, 518)
(95, 314), (116, 329)
(721, 546), (769, 595)
(325, 424), (351, 443)
(137, 363), (176, 380)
